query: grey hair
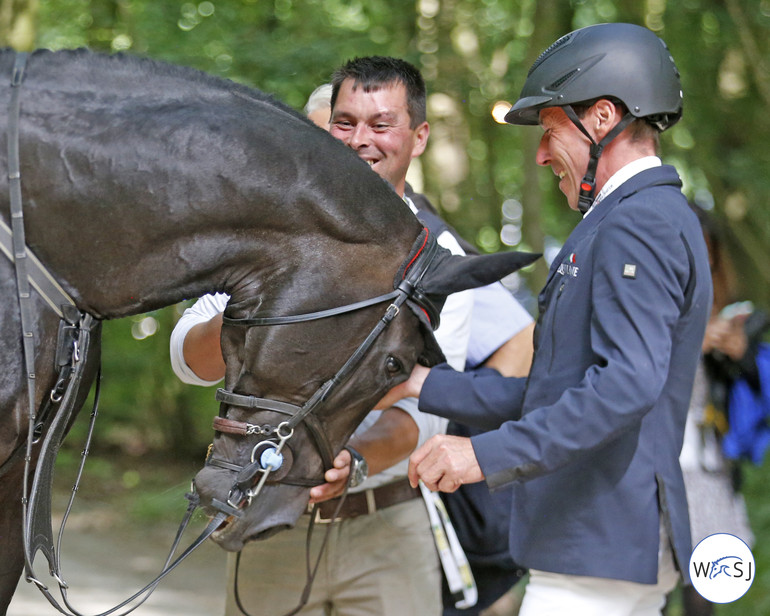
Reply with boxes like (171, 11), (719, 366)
(304, 83), (332, 115)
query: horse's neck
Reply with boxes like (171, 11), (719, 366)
(20, 138), (417, 318)
(24, 187), (414, 319)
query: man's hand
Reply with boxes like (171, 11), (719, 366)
(374, 363), (430, 410)
(407, 434), (484, 492)
(308, 449), (352, 504)
(308, 408), (419, 503)
(703, 314), (748, 360)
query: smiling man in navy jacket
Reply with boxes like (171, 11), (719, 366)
(379, 23), (712, 616)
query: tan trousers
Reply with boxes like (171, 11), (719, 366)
(224, 498), (441, 616)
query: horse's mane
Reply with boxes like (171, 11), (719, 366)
(2, 45), (346, 176)
(12, 47), (312, 128)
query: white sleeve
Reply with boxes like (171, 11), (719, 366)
(169, 293), (229, 386)
(390, 397), (448, 449)
(431, 229), (473, 371)
(465, 282), (534, 369)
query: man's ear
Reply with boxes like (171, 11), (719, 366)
(411, 121), (429, 159)
(592, 99), (621, 141)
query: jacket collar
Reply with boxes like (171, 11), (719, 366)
(584, 156), (662, 218)
(542, 165), (683, 291)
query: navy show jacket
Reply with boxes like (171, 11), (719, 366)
(420, 165), (712, 585)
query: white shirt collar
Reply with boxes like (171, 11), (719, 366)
(584, 156), (662, 218)
(403, 194), (417, 214)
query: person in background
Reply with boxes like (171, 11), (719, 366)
(377, 23), (712, 616)
(170, 56), (473, 616)
(674, 205), (764, 616)
(304, 82), (332, 128)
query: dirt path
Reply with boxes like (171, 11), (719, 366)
(8, 508), (227, 616)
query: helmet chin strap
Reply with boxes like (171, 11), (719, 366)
(563, 105), (636, 214)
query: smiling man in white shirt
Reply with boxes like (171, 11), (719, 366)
(170, 56), (473, 616)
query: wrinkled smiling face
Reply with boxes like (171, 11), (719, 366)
(536, 106), (593, 211)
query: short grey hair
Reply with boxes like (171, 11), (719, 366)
(304, 83), (332, 115)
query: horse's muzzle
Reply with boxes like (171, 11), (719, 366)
(193, 465), (309, 552)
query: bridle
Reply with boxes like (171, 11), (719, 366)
(211, 227), (443, 616)
(205, 226), (443, 516)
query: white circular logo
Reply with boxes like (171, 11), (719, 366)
(689, 533), (755, 603)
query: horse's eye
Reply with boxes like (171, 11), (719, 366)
(385, 356), (403, 375)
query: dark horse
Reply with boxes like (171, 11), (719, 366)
(0, 49), (535, 613)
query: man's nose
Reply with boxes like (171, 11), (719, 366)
(535, 134), (551, 167)
(348, 124), (370, 149)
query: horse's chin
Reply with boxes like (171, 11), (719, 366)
(208, 484), (309, 552)
(212, 520), (295, 552)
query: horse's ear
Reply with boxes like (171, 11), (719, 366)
(419, 251), (541, 297)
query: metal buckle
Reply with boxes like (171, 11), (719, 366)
(308, 503), (339, 524)
(307, 488), (377, 524)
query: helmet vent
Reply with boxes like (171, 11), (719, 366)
(547, 68), (579, 92)
(528, 33), (573, 76)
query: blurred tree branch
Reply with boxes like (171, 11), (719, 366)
(725, 0), (770, 106)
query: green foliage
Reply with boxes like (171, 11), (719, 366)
(663, 1), (770, 307)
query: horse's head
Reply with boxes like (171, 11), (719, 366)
(191, 228), (539, 552)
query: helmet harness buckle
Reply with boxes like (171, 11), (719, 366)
(563, 104), (636, 215)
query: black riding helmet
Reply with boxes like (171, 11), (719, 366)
(505, 23), (683, 213)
